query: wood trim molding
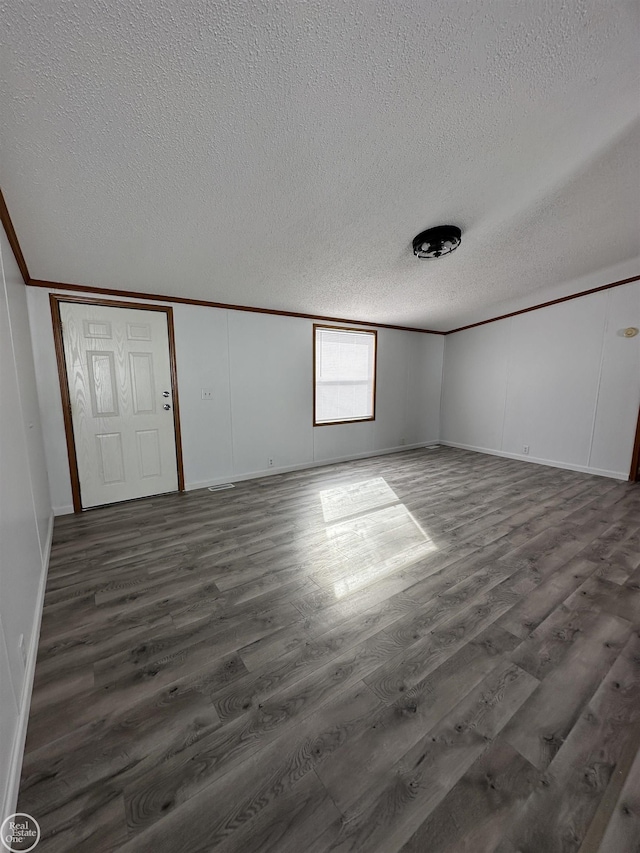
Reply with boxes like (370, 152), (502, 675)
(49, 294), (186, 511)
(50, 294), (83, 512)
(30, 273), (640, 336)
(166, 307), (186, 492)
(0, 188), (30, 285)
(630, 406), (640, 483)
(312, 324), (378, 427)
(29, 278), (443, 335)
(447, 275), (640, 334)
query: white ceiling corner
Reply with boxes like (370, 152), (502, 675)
(0, 0), (638, 330)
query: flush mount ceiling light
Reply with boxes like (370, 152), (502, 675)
(412, 225), (462, 259)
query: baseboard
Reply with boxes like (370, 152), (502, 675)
(439, 441), (628, 481)
(2, 511), (53, 821)
(186, 441), (439, 492)
(52, 504), (74, 516)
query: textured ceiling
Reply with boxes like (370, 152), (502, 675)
(1, 0), (639, 330)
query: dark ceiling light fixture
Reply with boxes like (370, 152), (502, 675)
(412, 225), (462, 259)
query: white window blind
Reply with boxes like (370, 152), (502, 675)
(314, 327), (376, 425)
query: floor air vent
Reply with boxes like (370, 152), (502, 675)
(208, 484), (235, 492)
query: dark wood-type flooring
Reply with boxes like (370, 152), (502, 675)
(18, 447), (640, 852)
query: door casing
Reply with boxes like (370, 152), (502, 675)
(630, 406), (640, 483)
(50, 294), (185, 511)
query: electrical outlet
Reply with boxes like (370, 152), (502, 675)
(201, 389), (213, 400)
(268, 458), (274, 467)
(523, 445), (530, 455)
(18, 634), (26, 668)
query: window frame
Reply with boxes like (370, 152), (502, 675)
(313, 324), (378, 427)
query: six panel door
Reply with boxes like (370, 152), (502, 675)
(60, 302), (179, 508)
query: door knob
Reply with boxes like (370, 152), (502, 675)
(162, 391), (170, 397)
(163, 404), (171, 410)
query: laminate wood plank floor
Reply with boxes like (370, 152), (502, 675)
(18, 447), (640, 852)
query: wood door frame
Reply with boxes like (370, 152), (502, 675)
(50, 294), (186, 512)
(630, 406), (640, 483)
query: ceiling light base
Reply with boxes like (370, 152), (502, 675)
(413, 225), (462, 259)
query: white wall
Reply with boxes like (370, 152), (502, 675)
(26, 288), (445, 511)
(0, 226), (52, 820)
(441, 282), (640, 479)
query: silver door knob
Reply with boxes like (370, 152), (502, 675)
(163, 404), (171, 410)
(162, 391), (170, 397)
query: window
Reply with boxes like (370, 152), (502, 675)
(314, 325), (377, 426)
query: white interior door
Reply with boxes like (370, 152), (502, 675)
(60, 301), (179, 508)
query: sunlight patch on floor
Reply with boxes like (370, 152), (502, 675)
(319, 477), (400, 523)
(319, 480), (438, 599)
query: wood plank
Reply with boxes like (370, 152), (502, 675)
(400, 739), (542, 853)
(28, 788), (128, 853)
(578, 721), (640, 853)
(20, 678), (223, 818)
(565, 573), (640, 626)
(24, 649), (242, 754)
(593, 737), (640, 853)
(118, 680), (382, 852)
(316, 626), (528, 813)
(364, 581), (521, 704)
(501, 612), (631, 770)
(509, 604), (601, 681)
(495, 629), (640, 852)
(497, 555), (599, 639)
(120, 631), (400, 834)
(316, 660), (538, 853)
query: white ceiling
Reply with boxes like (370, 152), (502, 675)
(1, 1), (639, 331)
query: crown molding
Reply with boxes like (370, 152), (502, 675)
(447, 274), (640, 334)
(0, 188), (30, 285)
(27, 278), (443, 334)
